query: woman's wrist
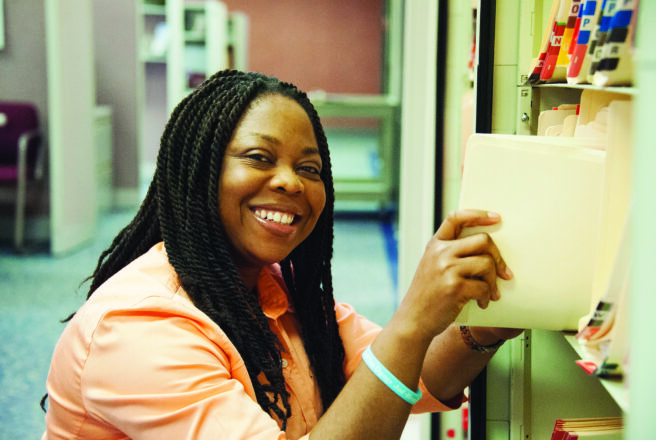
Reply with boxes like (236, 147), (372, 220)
(460, 325), (505, 353)
(388, 303), (440, 348)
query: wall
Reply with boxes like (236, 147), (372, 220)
(0, 1), (48, 120)
(93, 0), (142, 203)
(45, 0), (98, 254)
(222, 0), (384, 94)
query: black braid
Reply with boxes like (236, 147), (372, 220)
(67, 70), (346, 429)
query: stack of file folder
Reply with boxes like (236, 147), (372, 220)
(526, 0), (638, 87)
(550, 417), (623, 439)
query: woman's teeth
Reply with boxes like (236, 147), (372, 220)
(254, 209), (294, 225)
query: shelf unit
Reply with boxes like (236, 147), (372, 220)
(166, 0), (229, 112)
(310, 93), (400, 207)
(563, 333), (628, 413)
(494, 0), (632, 436)
(137, 0), (248, 169)
(437, 0), (656, 438)
(309, 0), (404, 210)
(138, 0), (248, 112)
(139, 2), (167, 63)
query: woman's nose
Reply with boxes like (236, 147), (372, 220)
(270, 167), (304, 194)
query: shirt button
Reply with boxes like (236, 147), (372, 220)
(281, 359), (288, 368)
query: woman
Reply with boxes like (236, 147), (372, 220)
(43, 70), (519, 439)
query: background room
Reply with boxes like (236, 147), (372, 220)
(3, 1), (656, 439)
(0, 1), (405, 437)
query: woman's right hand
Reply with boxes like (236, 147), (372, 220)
(397, 209), (513, 342)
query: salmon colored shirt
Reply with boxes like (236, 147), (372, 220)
(43, 242), (457, 440)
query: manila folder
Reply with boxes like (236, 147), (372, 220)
(455, 134), (605, 330)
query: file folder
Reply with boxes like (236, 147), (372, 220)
(592, 0), (637, 86)
(568, 0), (603, 83)
(456, 134), (606, 330)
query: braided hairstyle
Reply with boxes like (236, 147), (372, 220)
(84, 70), (346, 428)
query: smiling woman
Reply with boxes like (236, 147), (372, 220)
(41, 70), (520, 440)
(219, 95), (326, 286)
(42, 71), (345, 438)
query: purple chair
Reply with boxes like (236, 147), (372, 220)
(0, 102), (45, 252)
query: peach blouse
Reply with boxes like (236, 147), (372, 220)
(43, 242), (455, 439)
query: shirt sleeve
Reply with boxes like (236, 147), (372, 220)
(334, 301), (465, 413)
(81, 303), (291, 440)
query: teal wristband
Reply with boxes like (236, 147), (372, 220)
(361, 345), (422, 405)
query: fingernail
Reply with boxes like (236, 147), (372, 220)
(504, 266), (514, 279)
(487, 212), (500, 220)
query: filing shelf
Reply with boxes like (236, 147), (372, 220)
(562, 333), (628, 413)
(463, 0), (648, 438)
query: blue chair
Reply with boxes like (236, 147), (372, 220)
(0, 102), (45, 252)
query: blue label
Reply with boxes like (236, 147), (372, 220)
(611, 10), (633, 28)
(577, 30), (591, 44)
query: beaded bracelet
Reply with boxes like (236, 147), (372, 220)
(459, 325), (505, 353)
(362, 345), (423, 405)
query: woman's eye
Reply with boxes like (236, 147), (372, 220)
(298, 165), (321, 177)
(246, 153), (271, 163)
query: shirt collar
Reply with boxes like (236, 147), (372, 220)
(257, 264), (291, 320)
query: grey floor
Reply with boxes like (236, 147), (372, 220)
(0, 129), (398, 439)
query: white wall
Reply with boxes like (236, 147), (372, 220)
(93, 0), (142, 206)
(45, 0), (97, 254)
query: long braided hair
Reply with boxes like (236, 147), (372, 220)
(82, 70), (346, 428)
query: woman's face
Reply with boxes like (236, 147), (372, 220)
(219, 94), (326, 275)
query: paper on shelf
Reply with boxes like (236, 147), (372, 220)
(587, 0), (621, 83)
(527, 0), (561, 84)
(590, 100), (632, 308)
(559, 0), (582, 63)
(592, 0), (638, 87)
(538, 107), (577, 136)
(455, 134), (606, 330)
(541, 0), (573, 83)
(568, 0), (603, 83)
(574, 89), (631, 138)
(576, 214), (631, 377)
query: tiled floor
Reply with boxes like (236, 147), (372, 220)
(0, 129), (399, 439)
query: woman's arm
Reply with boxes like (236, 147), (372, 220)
(310, 210), (516, 439)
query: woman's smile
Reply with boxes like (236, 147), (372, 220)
(253, 207), (299, 226)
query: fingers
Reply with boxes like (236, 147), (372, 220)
(454, 233), (513, 281)
(456, 254), (500, 303)
(435, 236), (513, 310)
(413, 209), (514, 327)
(436, 209), (501, 241)
(452, 277), (494, 309)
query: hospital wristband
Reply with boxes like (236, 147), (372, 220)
(362, 345), (422, 405)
